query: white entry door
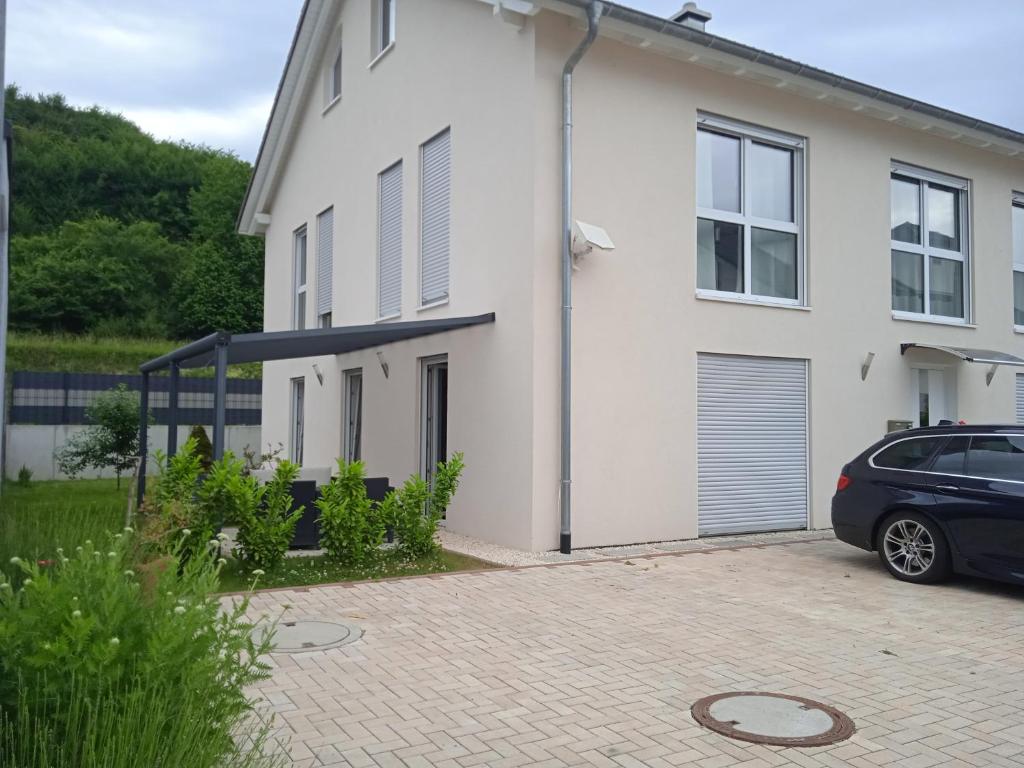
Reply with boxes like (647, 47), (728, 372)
(912, 368), (956, 427)
(697, 354), (809, 536)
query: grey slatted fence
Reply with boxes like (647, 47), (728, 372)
(8, 371), (261, 426)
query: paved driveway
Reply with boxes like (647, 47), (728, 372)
(244, 537), (1024, 767)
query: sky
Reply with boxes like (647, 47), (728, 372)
(5, 0), (1024, 162)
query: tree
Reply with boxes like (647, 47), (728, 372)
(55, 385), (143, 487)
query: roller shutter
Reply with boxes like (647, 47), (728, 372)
(420, 129), (451, 305)
(1017, 374), (1024, 424)
(378, 161), (403, 318)
(316, 207), (333, 318)
(697, 353), (808, 536)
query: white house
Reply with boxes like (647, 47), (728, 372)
(238, 0), (1024, 552)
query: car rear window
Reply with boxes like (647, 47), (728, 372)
(931, 436), (969, 475)
(873, 436), (945, 470)
(967, 436), (1024, 482)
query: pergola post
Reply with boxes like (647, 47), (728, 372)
(167, 362), (179, 457)
(212, 342), (228, 460)
(137, 371), (150, 504)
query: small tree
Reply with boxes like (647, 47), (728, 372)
(188, 425), (214, 472)
(55, 384), (141, 487)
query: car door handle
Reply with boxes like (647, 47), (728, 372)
(935, 484), (959, 492)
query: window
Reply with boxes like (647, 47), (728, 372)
(316, 207), (333, 328)
(373, 0), (395, 59)
(293, 227), (308, 330)
(420, 128), (451, 306)
(890, 164), (969, 321)
(966, 435), (1024, 482)
(696, 115), (804, 304)
(421, 356), (448, 499)
(343, 369), (362, 463)
(932, 436), (969, 475)
(290, 378), (305, 466)
(324, 45), (342, 106)
(378, 161), (403, 319)
(872, 437), (944, 470)
(1013, 194), (1024, 326)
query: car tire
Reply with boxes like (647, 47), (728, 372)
(876, 511), (952, 584)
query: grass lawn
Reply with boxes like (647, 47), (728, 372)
(0, 478), (129, 566)
(218, 549), (496, 592)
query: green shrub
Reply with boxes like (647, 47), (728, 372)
(189, 425), (215, 472)
(387, 452), (465, 560)
(316, 460), (385, 565)
(233, 461), (303, 570)
(0, 532), (277, 767)
(16, 466), (33, 487)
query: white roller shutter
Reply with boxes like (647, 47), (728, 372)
(1017, 374), (1024, 424)
(697, 353), (808, 536)
(316, 207), (333, 318)
(420, 129), (451, 305)
(378, 161), (403, 318)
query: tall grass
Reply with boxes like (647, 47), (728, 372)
(6, 332), (260, 377)
(0, 479), (126, 573)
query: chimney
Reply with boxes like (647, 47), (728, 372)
(671, 2), (712, 31)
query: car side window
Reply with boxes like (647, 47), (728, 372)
(873, 437), (944, 470)
(966, 436), (1024, 482)
(930, 436), (969, 475)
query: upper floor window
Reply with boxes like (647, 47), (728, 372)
(890, 163), (969, 321)
(316, 207), (334, 328)
(372, 0), (396, 60)
(420, 128), (451, 306)
(1013, 193), (1024, 327)
(696, 115), (805, 305)
(378, 160), (403, 319)
(324, 45), (342, 107)
(293, 226), (307, 330)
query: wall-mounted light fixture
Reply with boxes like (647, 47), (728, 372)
(376, 350), (389, 379)
(860, 352), (875, 381)
(312, 363), (325, 387)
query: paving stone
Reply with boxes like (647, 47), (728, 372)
(239, 538), (1024, 766)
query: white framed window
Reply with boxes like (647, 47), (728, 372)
(1013, 193), (1024, 328)
(420, 355), (448, 496)
(377, 160), (403, 319)
(420, 128), (451, 307)
(372, 0), (396, 61)
(890, 162), (970, 322)
(324, 44), (342, 108)
(290, 377), (305, 466)
(293, 226), (308, 330)
(316, 206), (333, 328)
(696, 114), (805, 306)
(343, 368), (363, 463)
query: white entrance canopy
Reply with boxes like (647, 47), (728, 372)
(900, 343), (1024, 367)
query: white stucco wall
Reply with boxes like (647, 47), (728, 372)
(530, 14), (1024, 548)
(256, 0), (1024, 552)
(260, 0), (540, 549)
(5, 425), (261, 481)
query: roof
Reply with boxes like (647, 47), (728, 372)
(140, 313), (495, 372)
(237, 0), (1024, 235)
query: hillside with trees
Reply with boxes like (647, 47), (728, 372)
(4, 86), (263, 341)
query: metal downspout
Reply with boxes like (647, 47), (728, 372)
(560, 1), (603, 554)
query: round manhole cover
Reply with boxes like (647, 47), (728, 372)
(691, 692), (855, 747)
(254, 620), (362, 653)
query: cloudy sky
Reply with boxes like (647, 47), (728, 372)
(6, 0), (1023, 162)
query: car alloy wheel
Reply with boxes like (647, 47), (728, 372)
(882, 519), (935, 577)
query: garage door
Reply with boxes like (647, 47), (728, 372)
(697, 354), (808, 536)
(1017, 374), (1024, 424)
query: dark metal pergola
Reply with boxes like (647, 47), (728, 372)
(136, 312), (495, 503)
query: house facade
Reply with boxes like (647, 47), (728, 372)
(239, 0), (1024, 552)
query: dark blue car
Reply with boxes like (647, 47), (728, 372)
(832, 425), (1024, 585)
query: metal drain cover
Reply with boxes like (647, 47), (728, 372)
(254, 620), (362, 653)
(691, 692), (855, 747)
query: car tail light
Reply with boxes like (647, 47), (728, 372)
(836, 474), (852, 491)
